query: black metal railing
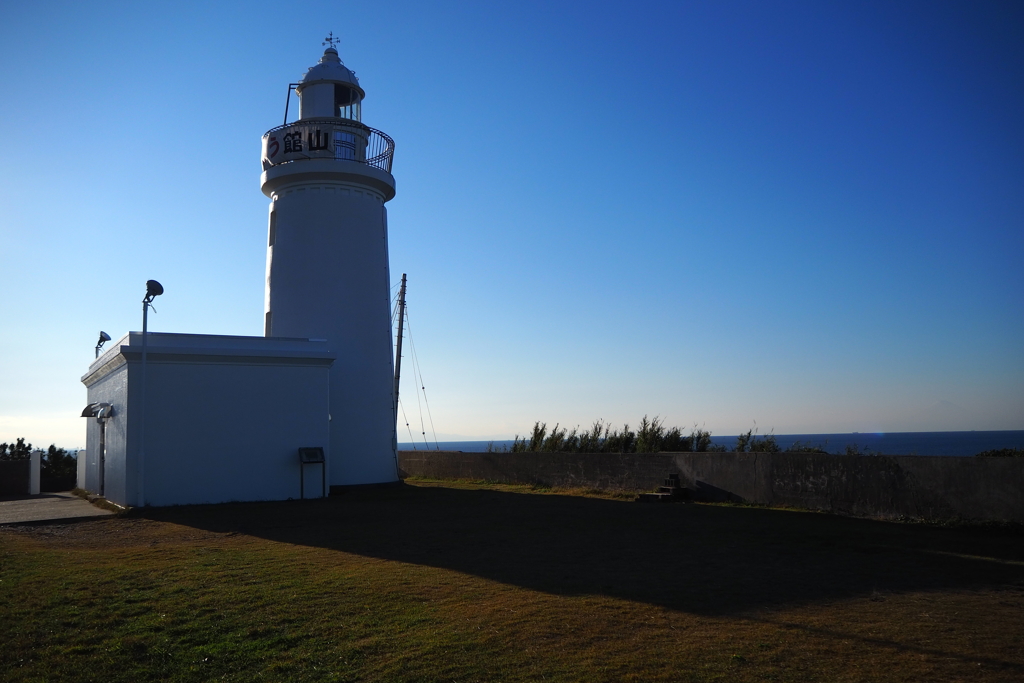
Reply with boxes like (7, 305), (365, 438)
(363, 127), (395, 173)
(262, 119), (394, 174)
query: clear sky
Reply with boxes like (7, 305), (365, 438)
(1, 0), (1021, 447)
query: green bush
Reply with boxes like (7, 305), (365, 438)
(507, 417), (723, 453)
(734, 429), (780, 453)
(41, 445), (77, 481)
(975, 448), (1024, 457)
(785, 441), (829, 454)
(0, 437), (32, 460)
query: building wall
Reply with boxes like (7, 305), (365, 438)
(83, 358), (130, 503)
(141, 359), (330, 506)
(81, 333), (335, 507)
(397, 451), (1024, 522)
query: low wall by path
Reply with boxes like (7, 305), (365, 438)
(397, 451), (1024, 522)
(0, 460), (31, 496)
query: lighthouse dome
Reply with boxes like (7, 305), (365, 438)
(298, 48), (363, 92)
(296, 48), (365, 120)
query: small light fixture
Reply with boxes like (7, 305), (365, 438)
(81, 402), (113, 420)
(95, 331), (111, 358)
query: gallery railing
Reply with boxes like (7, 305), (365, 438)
(262, 119), (394, 174)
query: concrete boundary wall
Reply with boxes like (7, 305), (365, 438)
(0, 460), (31, 496)
(397, 451), (1024, 522)
(0, 455), (40, 497)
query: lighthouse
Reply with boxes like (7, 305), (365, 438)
(260, 43), (399, 487)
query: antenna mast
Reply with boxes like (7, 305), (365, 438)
(393, 273), (407, 413)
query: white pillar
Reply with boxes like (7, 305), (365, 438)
(77, 450), (87, 491)
(29, 450), (40, 495)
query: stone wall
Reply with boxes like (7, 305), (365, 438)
(397, 451), (1024, 522)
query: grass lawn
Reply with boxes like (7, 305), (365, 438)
(2, 479), (1023, 682)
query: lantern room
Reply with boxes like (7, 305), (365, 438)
(297, 47), (364, 121)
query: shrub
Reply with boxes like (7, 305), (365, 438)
(603, 423), (637, 453)
(507, 417), (725, 453)
(0, 438), (32, 460)
(691, 427), (724, 452)
(735, 429), (780, 453)
(785, 441), (829, 454)
(578, 420), (609, 453)
(975, 448), (1024, 457)
(661, 426), (689, 452)
(41, 445), (77, 481)
(542, 424), (573, 452)
(635, 416), (664, 453)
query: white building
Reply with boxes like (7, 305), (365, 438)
(80, 47), (400, 507)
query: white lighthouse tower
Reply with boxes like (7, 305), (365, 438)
(260, 42), (398, 487)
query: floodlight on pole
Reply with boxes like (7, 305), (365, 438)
(145, 280), (164, 303)
(95, 331), (111, 359)
(137, 279), (163, 508)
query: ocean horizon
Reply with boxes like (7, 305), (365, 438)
(399, 430), (1024, 457)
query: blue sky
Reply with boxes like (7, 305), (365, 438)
(1, 0), (1021, 447)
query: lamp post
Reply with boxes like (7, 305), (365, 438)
(137, 280), (163, 507)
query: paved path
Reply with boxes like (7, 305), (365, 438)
(0, 492), (115, 525)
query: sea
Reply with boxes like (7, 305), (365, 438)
(399, 430), (1024, 457)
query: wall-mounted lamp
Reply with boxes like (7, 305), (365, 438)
(81, 402), (113, 420)
(81, 402), (113, 496)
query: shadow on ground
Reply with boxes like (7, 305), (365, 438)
(0, 493), (67, 502)
(141, 483), (1024, 616)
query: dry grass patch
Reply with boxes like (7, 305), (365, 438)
(2, 481), (1022, 681)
